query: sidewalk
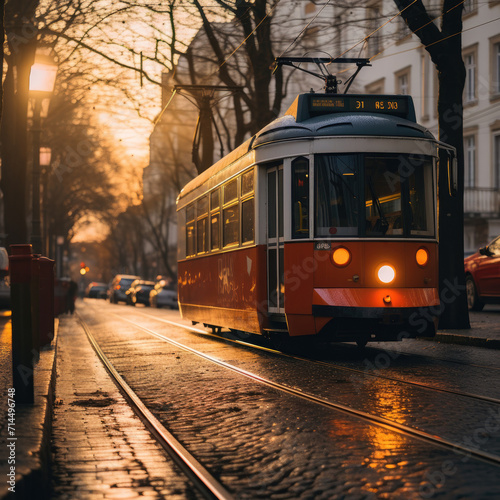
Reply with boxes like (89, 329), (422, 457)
(430, 305), (500, 350)
(0, 312), (57, 500)
(50, 313), (194, 498)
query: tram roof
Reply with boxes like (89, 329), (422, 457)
(253, 93), (434, 147)
(177, 93), (435, 204)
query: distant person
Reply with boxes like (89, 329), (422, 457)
(68, 279), (78, 314)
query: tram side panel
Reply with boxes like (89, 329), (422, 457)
(177, 246), (267, 334)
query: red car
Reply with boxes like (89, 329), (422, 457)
(464, 235), (500, 310)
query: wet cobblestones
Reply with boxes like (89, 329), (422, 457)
(79, 303), (500, 499)
(50, 316), (204, 499)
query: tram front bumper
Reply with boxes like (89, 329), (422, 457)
(311, 287), (440, 337)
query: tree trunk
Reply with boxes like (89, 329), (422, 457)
(1, 1), (38, 247)
(395, 0), (470, 329)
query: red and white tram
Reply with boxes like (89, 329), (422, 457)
(177, 92), (448, 346)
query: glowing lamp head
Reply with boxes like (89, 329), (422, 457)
(29, 54), (58, 94)
(331, 246), (351, 267)
(416, 247), (429, 267)
(378, 265), (395, 284)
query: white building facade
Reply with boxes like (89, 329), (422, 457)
(350, 0), (500, 253)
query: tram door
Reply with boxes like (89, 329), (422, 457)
(267, 166), (284, 314)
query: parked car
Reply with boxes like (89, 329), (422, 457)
(85, 282), (108, 299)
(0, 247), (9, 310)
(108, 274), (140, 304)
(464, 235), (500, 311)
(125, 279), (155, 306)
(149, 281), (178, 309)
(0, 276), (10, 311)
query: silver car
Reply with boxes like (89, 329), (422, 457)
(150, 282), (178, 309)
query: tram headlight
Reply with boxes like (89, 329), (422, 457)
(416, 247), (429, 267)
(331, 246), (351, 267)
(377, 265), (396, 284)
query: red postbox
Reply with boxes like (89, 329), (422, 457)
(31, 254), (40, 353)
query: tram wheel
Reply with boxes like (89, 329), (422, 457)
(356, 339), (368, 348)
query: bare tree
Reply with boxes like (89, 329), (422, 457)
(1, 0), (39, 246)
(395, 0), (469, 329)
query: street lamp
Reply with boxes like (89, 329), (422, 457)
(40, 147), (52, 256)
(29, 52), (57, 254)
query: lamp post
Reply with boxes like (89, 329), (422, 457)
(29, 53), (57, 254)
(39, 147), (52, 256)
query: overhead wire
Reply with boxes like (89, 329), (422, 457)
(277, 0), (333, 59)
(369, 15), (500, 64)
(218, 0), (281, 70)
(155, 1), (282, 121)
(367, 0), (467, 63)
(332, 0), (418, 61)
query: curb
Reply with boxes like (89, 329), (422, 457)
(1, 320), (58, 500)
(426, 332), (500, 350)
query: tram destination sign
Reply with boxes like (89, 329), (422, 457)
(290, 93), (416, 122)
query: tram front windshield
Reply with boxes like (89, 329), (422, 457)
(315, 153), (435, 238)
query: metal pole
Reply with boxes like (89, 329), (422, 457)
(31, 98), (42, 254)
(9, 245), (34, 404)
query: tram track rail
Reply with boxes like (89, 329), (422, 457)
(76, 312), (234, 500)
(101, 309), (500, 469)
(129, 308), (500, 407)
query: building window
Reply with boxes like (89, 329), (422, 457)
(492, 39), (500, 96)
(464, 135), (476, 188)
(395, 67), (411, 95)
(464, 47), (477, 104)
(305, 1), (316, 15)
(463, 0), (478, 16)
(366, 4), (382, 58)
(495, 133), (500, 188)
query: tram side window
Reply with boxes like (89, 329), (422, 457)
(224, 179), (238, 204)
(210, 189), (220, 250)
(197, 217), (208, 253)
(315, 155), (358, 237)
(186, 204), (195, 257)
(223, 204), (239, 246)
(292, 157), (309, 239)
(196, 196), (209, 254)
(408, 158), (435, 236)
(242, 198), (254, 243)
(241, 169), (254, 196)
(211, 213), (220, 249)
(241, 168), (255, 244)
